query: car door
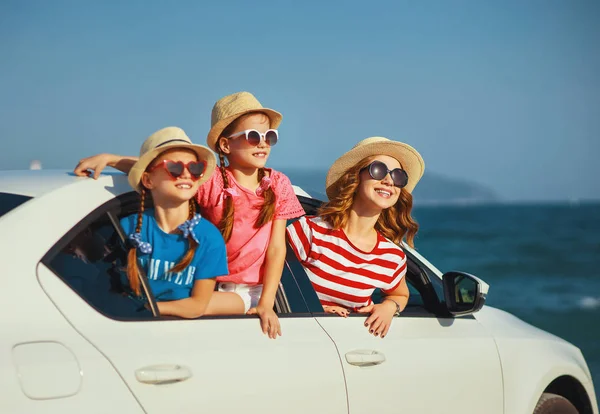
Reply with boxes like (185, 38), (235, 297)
(37, 193), (348, 414)
(286, 247), (504, 414)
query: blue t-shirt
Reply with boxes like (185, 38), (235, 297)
(120, 209), (228, 301)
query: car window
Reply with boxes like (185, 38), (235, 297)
(43, 193), (309, 320)
(286, 249), (426, 313)
(44, 208), (154, 320)
(44, 191), (432, 320)
(0, 192), (31, 218)
(292, 195), (432, 313)
(283, 233), (427, 313)
(405, 250), (445, 305)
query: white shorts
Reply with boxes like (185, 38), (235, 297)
(217, 282), (263, 313)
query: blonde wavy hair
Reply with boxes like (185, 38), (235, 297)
(318, 156), (419, 247)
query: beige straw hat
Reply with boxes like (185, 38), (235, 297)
(206, 91), (282, 151)
(326, 137), (425, 199)
(128, 126), (216, 193)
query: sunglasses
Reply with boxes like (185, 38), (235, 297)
(227, 129), (279, 146)
(148, 160), (206, 181)
(361, 160), (409, 188)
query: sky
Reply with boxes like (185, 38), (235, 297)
(1, 0), (598, 202)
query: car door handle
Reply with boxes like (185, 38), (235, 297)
(345, 350), (386, 367)
(135, 364), (193, 384)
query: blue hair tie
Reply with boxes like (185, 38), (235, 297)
(178, 214), (202, 244)
(128, 232), (153, 254)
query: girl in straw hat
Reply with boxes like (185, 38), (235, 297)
(74, 92), (304, 338)
(121, 126), (242, 318)
(200, 91), (305, 338)
(286, 137), (424, 338)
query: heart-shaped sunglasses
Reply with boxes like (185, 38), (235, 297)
(148, 160), (206, 181)
(361, 160), (409, 188)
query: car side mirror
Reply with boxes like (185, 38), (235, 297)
(442, 271), (488, 316)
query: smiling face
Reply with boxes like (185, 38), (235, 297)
(218, 113), (272, 171)
(141, 149), (202, 205)
(354, 155), (402, 212)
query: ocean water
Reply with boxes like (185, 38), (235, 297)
(412, 202), (600, 394)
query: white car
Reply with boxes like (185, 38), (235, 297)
(0, 170), (597, 414)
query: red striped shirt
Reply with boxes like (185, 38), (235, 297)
(286, 216), (407, 311)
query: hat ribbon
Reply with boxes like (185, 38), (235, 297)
(155, 139), (191, 148)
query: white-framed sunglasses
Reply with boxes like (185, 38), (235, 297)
(227, 129), (279, 146)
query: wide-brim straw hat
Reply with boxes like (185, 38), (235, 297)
(128, 126), (216, 193)
(206, 91), (282, 151)
(326, 137), (425, 199)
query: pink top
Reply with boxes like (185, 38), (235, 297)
(197, 168), (305, 285)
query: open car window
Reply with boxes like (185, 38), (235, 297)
(42, 193), (154, 321)
(292, 195), (445, 316)
(41, 191), (444, 321)
(283, 244), (438, 316)
(42, 192), (310, 321)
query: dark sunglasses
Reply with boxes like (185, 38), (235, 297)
(148, 160), (206, 181)
(227, 129), (279, 146)
(361, 160), (409, 188)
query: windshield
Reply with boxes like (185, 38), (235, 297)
(0, 192), (32, 218)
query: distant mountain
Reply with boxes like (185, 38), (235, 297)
(280, 167), (498, 205)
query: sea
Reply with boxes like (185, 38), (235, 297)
(284, 169), (600, 395)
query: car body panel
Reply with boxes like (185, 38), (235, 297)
(475, 307), (598, 414)
(317, 314), (504, 414)
(0, 170), (102, 197)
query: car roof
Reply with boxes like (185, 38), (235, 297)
(0, 169), (315, 199)
(0, 170), (125, 197)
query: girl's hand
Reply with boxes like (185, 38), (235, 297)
(323, 305), (350, 317)
(247, 306), (282, 339)
(74, 153), (117, 179)
(363, 300), (397, 338)
(356, 303), (374, 314)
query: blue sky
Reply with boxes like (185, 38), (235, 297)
(1, 0), (598, 201)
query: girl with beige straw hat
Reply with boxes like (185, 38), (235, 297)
(120, 126), (241, 318)
(74, 92), (304, 339)
(287, 137), (425, 338)
(198, 91), (305, 339)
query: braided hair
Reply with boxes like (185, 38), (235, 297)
(126, 156), (201, 296)
(216, 150), (235, 242)
(216, 112), (276, 242)
(170, 198), (199, 274)
(126, 188), (146, 296)
(255, 167), (275, 228)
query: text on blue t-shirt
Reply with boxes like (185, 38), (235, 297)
(120, 209), (228, 301)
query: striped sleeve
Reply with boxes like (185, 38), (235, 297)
(381, 247), (407, 294)
(286, 216), (313, 263)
